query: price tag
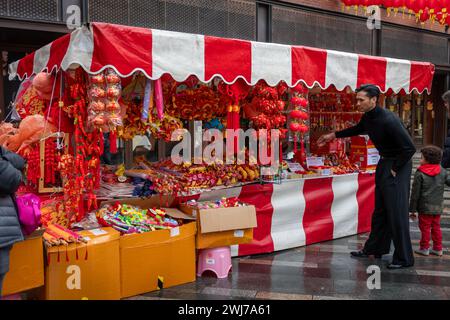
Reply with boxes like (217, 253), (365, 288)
(306, 156), (324, 167)
(89, 228), (107, 236)
(368, 154), (380, 166)
(287, 162), (305, 172)
(170, 227), (180, 237)
(234, 230), (244, 238)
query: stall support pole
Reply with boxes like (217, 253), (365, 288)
(158, 140), (166, 161)
(124, 140), (133, 169)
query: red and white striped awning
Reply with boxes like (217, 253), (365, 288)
(9, 22), (435, 94)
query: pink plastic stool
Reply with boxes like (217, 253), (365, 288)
(197, 247), (232, 279)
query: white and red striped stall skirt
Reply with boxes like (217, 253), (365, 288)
(185, 173), (375, 257)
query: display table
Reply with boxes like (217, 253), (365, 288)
(185, 173), (375, 257)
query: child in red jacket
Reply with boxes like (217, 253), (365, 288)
(409, 146), (450, 256)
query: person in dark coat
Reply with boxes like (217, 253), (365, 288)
(410, 145), (450, 257)
(441, 91), (450, 168)
(318, 84), (416, 269)
(0, 146), (25, 297)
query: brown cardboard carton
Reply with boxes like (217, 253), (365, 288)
(44, 227), (121, 300)
(107, 199), (197, 298)
(2, 232), (44, 296)
(179, 204), (257, 249)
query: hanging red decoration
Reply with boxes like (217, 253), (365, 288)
(218, 78), (250, 152)
(289, 85), (309, 169)
(419, 7), (430, 22)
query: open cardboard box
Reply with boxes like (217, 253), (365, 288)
(179, 203), (257, 249)
(102, 197), (197, 298)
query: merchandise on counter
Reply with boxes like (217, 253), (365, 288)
(95, 203), (180, 234)
(71, 212), (102, 230)
(131, 178), (157, 197)
(95, 182), (136, 199)
(43, 223), (88, 247)
(40, 199), (70, 228)
(130, 158), (260, 195)
(183, 197), (246, 210)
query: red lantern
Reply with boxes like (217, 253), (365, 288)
(428, 0), (439, 13)
(299, 111), (309, 120)
(441, 0), (449, 15)
(289, 122), (301, 132)
(408, 0), (420, 13)
(361, 0), (371, 7)
(298, 98), (309, 108)
(298, 124), (309, 133)
(383, 0), (394, 8)
(405, 0), (415, 13)
(391, 0), (403, 15)
(290, 110), (303, 119)
(416, 0), (427, 12)
(420, 7), (430, 22)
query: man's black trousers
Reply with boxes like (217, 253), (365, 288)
(363, 158), (414, 266)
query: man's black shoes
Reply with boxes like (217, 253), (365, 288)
(350, 250), (382, 259)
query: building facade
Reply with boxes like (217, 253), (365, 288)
(1, 0), (449, 146)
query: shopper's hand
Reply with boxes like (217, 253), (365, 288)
(391, 169), (397, 177)
(317, 133), (336, 147)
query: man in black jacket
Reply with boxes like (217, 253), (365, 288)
(441, 90), (450, 168)
(0, 146), (25, 297)
(318, 84), (416, 269)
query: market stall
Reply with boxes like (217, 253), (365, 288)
(3, 22), (434, 298)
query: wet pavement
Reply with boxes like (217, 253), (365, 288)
(130, 214), (450, 300)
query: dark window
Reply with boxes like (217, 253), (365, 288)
(89, 0), (128, 25)
(272, 6), (372, 54)
(89, 0), (256, 40)
(381, 26), (448, 65)
(9, 0), (58, 21)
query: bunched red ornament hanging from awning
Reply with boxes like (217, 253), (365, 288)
(340, 0), (450, 25)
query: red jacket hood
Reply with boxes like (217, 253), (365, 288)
(418, 164), (441, 176)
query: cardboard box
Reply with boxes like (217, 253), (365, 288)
(108, 198), (197, 298)
(2, 231), (45, 296)
(120, 220), (197, 298)
(179, 204), (257, 249)
(44, 227), (121, 300)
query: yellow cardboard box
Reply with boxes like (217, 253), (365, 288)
(179, 204), (257, 249)
(119, 220), (197, 298)
(44, 227), (121, 300)
(2, 231), (45, 296)
(103, 198), (197, 298)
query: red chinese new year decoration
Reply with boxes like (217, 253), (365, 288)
(290, 84), (309, 169)
(340, 0), (450, 25)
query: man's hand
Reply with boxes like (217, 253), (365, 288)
(317, 133), (336, 147)
(391, 169), (397, 177)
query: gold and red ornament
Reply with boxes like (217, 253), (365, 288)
(218, 79), (250, 152)
(61, 68), (103, 223)
(148, 114), (184, 142)
(165, 85), (225, 121)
